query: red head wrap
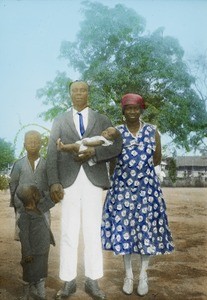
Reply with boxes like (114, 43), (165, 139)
(121, 93), (145, 109)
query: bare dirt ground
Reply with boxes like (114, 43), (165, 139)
(0, 188), (207, 300)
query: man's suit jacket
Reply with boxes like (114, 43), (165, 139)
(46, 108), (122, 189)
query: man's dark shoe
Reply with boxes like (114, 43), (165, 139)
(55, 279), (76, 299)
(85, 277), (107, 300)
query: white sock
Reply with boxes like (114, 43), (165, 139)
(123, 254), (133, 279)
(139, 255), (150, 278)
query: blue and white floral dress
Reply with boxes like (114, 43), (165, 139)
(101, 123), (174, 255)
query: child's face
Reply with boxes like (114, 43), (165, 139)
(24, 134), (41, 155)
(101, 127), (117, 141)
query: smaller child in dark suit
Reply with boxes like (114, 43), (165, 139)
(17, 184), (56, 300)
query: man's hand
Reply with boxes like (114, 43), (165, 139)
(56, 138), (63, 151)
(74, 147), (95, 163)
(69, 143), (80, 155)
(50, 183), (64, 203)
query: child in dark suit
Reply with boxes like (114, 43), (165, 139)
(17, 184), (55, 300)
(9, 130), (50, 241)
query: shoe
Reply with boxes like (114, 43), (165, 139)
(85, 277), (107, 300)
(31, 279), (46, 299)
(123, 277), (133, 295)
(137, 273), (148, 296)
(55, 279), (76, 299)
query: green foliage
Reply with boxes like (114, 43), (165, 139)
(0, 138), (15, 171)
(40, 133), (50, 158)
(186, 53), (207, 153)
(0, 175), (9, 190)
(36, 72), (72, 121)
(36, 1), (207, 152)
(166, 157), (177, 183)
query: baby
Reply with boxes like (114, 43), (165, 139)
(17, 184), (55, 300)
(57, 126), (119, 166)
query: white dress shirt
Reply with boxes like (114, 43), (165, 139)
(72, 107), (88, 138)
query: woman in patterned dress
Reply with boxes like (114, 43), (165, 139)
(101, 93), (174, 296)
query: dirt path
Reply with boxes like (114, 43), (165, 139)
(0, 188), (207, 300)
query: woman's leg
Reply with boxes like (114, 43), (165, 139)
(137, 255), (150, 296)
(122, 254), (134, 295)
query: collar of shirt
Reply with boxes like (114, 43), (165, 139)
(72, 107), (88, 137)
(34, 157), (40, 170)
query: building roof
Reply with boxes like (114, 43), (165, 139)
(176, 156), (207, 167)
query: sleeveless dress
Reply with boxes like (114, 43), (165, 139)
(101, 123), (174, 255)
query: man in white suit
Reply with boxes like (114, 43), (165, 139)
(46, 80), (122, 300)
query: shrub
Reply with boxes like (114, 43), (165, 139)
(0, 175), (9, 190)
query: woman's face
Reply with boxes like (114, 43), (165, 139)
(123, 104), (141, 123)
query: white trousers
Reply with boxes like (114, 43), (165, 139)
(59, 167), (104, 281)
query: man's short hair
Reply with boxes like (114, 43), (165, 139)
(68, 80), (90, 94)
(24, 130), (41, 141)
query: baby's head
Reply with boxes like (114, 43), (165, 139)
(101, 127), (119, 141)
(16, 184), (41, 208)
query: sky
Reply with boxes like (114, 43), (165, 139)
(0, 0), (207, 157)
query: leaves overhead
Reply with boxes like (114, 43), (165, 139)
(37, 1), (207, 152)
(36, 72), (72, 121)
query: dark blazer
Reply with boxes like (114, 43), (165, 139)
(9, 156), (48, 210)
(18, 195), (55, 257)
(46, 108), (122, 189)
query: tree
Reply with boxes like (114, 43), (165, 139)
(36, 72), (71, 122)
(187, 52), (207, 153)
(37, 1), (207, 152)
(0, 138), (15, 171)
(166, 157), (177, 183)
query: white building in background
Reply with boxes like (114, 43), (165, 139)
(175, 156), (207, 179)
(161, 156), (207, 187)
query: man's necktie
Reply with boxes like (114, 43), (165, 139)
(78, 112), (85, 136)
